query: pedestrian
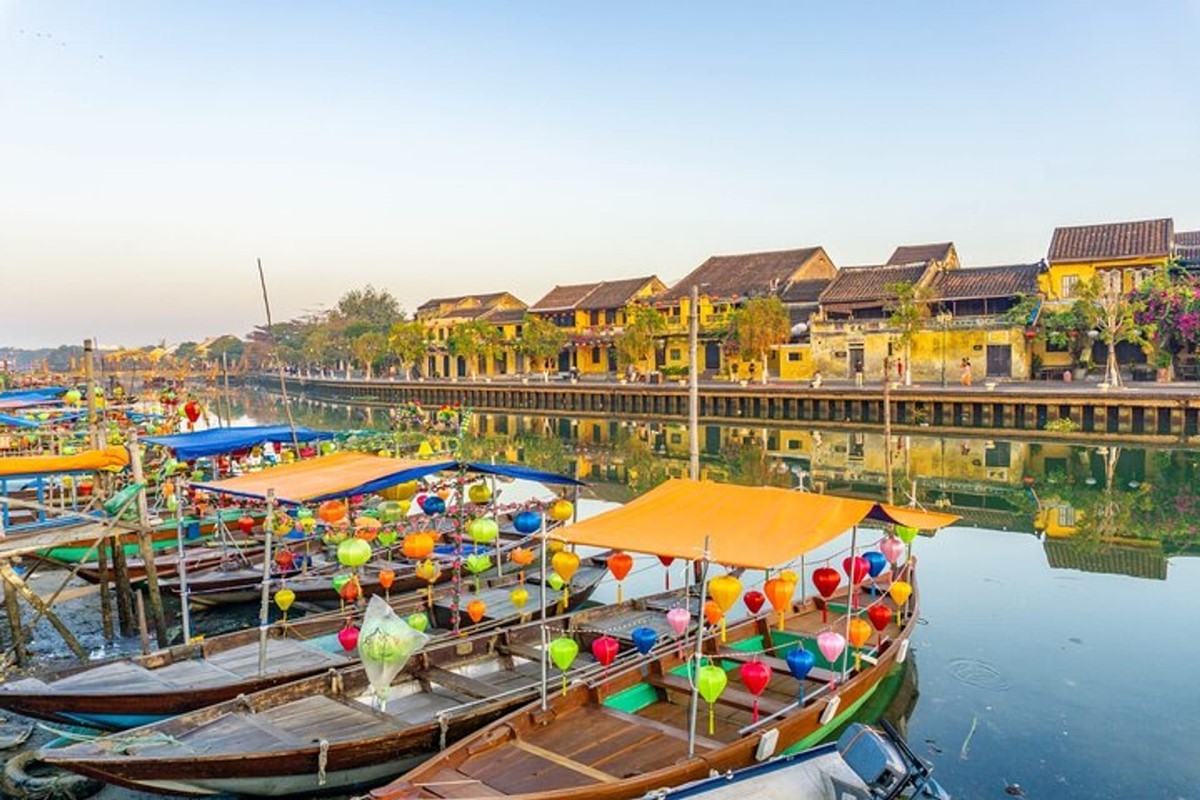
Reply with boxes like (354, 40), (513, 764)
(960, 357), (972, 386)
(897, 359), (905, 382)
(810, 370), (823, 388)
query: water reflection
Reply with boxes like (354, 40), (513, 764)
(224, 391), (1200, 583)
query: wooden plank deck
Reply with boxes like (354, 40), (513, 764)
(206, 638), (349, 677)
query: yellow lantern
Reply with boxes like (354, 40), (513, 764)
(468, 483), (492, 504)
(551, 550), (580, 606)
(510, 587), (529, 610)
(889, 580), (912, 624)
(549, 499), (574, 522)
(274, 588), (296, 622)
(707, 574), (743, 642)
(382, 481), (418, 501)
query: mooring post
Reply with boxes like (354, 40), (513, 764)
(110, 536), (136, 637)
(0, 562), (88, 662)
(2, 575), (26, 667)
(135, 590), (150, 655)
(95, 539), (115, 640)
(127, 430), (168, 647)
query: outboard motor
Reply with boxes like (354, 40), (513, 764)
(837, 723), (950, 799)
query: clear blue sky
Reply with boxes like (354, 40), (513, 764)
(2, 1), (1197, 348)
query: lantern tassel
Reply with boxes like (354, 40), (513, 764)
(821, 606), (828, 624)
(854, 651), (861, 672)
(617, 584), (623, 604)
(561, 674), (568, 696)
(752, 699), (759, 724)
(427, 585), (434, 610)
(562, 587), (569, 610)
(708, 705), (715, 736)
(778, 611), (786, 632)
(720, 617), (726, 643)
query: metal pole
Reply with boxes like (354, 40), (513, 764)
(539, 511), (549, 711)
(222, 351), (234, 428)
(686, 535), (712, 759)
(128, 430), (167, 647)
(257, 489), (275, 675)
(689, 284), (700, 481)
(174, 477), (191, 643)
(842, 525), (859, 682)
(84, 339), (98, 450)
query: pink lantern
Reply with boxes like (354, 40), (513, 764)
(337, 625), (360, 652)
(666, 607), (690, 657)
(816, 630), (846, 680)
(880, 536), (905, 566)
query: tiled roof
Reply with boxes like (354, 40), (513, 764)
(779, 279), (833, 304)
(1043, 539), (1167, 581)
(887, 242), (955, 266)
(530, 283), (599, 312)
(579, 277), (661, 310)
(818, 264), (929, 306)
(1048, 218), (1173, 263)
(417, 292), (511, 311)
(485, 308), (528, 324)
(1176, 230), (1200, 264)
(930, 263), (1043, 301)
(658, 247), (823, 302)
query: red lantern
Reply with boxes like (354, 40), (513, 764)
(337, 625), (359, 652)
(237, 515), (255, 536)
(842, 556), (869, 585)
(868, 603), (893, 645)
(339, 578), (360, 603)
(739, 660), (772, 723)
(183, 400), (201, 424)
(812, 567), (841, 623)
(591, 635), (619, 675)
(657, 555), (675, 590)
(743, 589), (766, 615)
(607, 552), (633, 602)
(274, 549), (295, 572)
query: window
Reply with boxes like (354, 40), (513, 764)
(787, 352), (801, 362)
(591, 347), (601, 363)
(1131, 267), (1156, 289)
(1060, 275), (1079, 299)
(669, 433), (682, 444)
(1102, 270), (1122, 295)
(670, 349), (681, 361)
(605, 310), (617, 325)
(590, 311), (600, 326)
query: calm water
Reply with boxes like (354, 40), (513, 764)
(220, 390), (1200, 799)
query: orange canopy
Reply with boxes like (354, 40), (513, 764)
(0, 446), (130, 478)
(194, 452), (455, 505)
(555, 478), (959, 569)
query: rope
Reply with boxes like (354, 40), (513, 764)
(328, 668), (343, 695)
(317, 739), (329, 786)
(438, 712), (449, 751)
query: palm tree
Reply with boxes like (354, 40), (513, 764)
(729, 296), (790, 384)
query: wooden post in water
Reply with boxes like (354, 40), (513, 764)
(0, 516), (26, 667)
(0, 562), (88, 661)
(135, 591), (150, 655)
(110, 536), (135, 637)
(95, 537), (114, 641)
(127, 431), (168, 647)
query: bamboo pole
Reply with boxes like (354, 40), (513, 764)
(257, 489), (276, 676)
(0, 563), (87, 661)
(686, 535), (712, 759)
(257, 259), (301, 454)
(174, 477), (192, 643)
(127, 431), (167, 647)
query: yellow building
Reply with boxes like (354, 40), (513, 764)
(414, 292), (527, 378)
(653, 247), (838, 379)
(528, 276), (667, 375)
(813, 252), (1040, 383)
(1041, 218), (1173, 303)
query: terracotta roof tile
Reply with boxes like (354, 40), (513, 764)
(484, 308), (528, 324)
(1176, 230), (1200, 264)
(530, 283), (600, 312)
(930, 263), (1043, 301)
(578, 277), (661, 310)
(658, 247), (823, 302)
(1048, 218), (1173, 263)
(886, 243), (955, 266)
(778, 279), (833, 303)
(819, 264), (929, 306)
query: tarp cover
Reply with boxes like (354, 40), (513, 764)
(0, 414), (40, 429)
(193, 451), (582, 505)
(554, 478), (959, 569)
(0, 446), (130, 478)
(143, 425), (335, 461)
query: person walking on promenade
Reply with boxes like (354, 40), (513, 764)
(960, 357), (972, 386)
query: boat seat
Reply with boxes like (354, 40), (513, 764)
(646, 672), (788, 717)
(715, 649), (841, 685)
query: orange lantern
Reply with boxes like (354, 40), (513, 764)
(509, 546), (535, 582)
(379, 569), (395, 598)
(354, 517), (382, 541)
(707, 574), (742, 641)
(467, 599), (487, 624)
(848, 617), (872, 670)
(703, 599), (723, 626)
(764, 577), (796, 631)
(317, 500), (348, 525)
(402, 532), (435, 560)
(607, 552), (633, 603)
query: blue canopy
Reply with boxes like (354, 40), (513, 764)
(0, 413), (39, 429)
(464, 462), (583, 486)
(144, 425), (335, 461)
(0, 387), (67, 401)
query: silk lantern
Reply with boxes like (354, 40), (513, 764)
(667, 607), (690, 657)
(423, 496), (446, 515)
(786, 646), (815, 704)
(607, 552), (634, 603)
(548, 499), (574, 523)
(811, 566), (841, 623)
(889, 580), (912, 624)
(509, 547), (535, 582)
(237, 515), (256, 535)
(552, 550), (580, 606)
(468, 483), (492, 505)
(848, 618), (872, 670)
(592, 635), (619, 677)
(379, 569), (395, 598)
(402, 532), (434, 560)
(707, 574), (742, 641)
(406, 613), (428, 633)
(697, 664), (728, 735)
(658, 555), (675, 590)
(862, 551), (887, 596)
(743, 590), (766, 615)
(318, 500), (347, 525)
(337, 625), (360, 652)
(415, 559), (442, 608)
(867, 603), (892, 647)
(549, 637), (579, 695)
(763, 577), (796, 631)
(842, 555), (869, 609)
(465, 553), (492, 593)
(631, 626), (658, 655)
(513, 510), (542, 534)
(816, 631), (846, 680)
(510, 587), (529, 610)
(880, 536), (905, 566)
(467, 517), (499, 545)
(739, 660), (772, 724)
(337, 538), (372, 568)
(467, 599), (487, 624)
(273, 587), (295, 622)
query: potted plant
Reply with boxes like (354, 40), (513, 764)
(1156, 351), (1173, 383)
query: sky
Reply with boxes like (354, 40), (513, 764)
(2, 1), (1198, 349)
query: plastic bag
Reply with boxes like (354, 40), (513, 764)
(358, 595), (430, 710)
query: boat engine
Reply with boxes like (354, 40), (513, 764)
(837, 723), (949, 799)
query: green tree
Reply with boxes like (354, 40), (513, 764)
(335, 285), (403, 331)
(1076, 275), (1144, 387)
(729, 296), (790, 384)
(447, 320), (501, 379)
(517, 314), (568, 381)
(614, 304), (667, 376)
(207, 335), (245, 365)
(389, 320), (429, 380)
(349, 331), (388, 380)
(885, 282), (933, 386)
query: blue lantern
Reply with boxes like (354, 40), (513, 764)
(514, 510), (542, 534)
(862, 551), (887, 595)
(786, 647), (815, 704)
(423, 496), (446, 515)
(631, 627), (658, 655)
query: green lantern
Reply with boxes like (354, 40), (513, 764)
(549, 637), (579, 695)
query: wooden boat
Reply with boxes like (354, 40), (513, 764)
(71, 543), (267, 584)
(0, 559), (608, 730)
(368, 569), (920, 800)
(641, 721), (947, 799)
(40, 588), (701, 797)
(39, 509), (254, 563)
